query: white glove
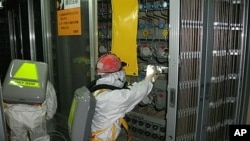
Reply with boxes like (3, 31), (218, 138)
(141, 95), (154, 105)
(145, 65), (158, 83)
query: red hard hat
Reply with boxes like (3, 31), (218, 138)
(96, 53), (123, 73)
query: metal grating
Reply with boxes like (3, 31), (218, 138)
(206, 0), (245, 140)
(176, 0), (203, 140)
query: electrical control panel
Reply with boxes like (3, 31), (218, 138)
(97, 0), (169, 140)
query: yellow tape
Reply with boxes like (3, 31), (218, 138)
(111, 0), (139, 76)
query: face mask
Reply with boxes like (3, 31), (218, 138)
(96, 70), (126, 88)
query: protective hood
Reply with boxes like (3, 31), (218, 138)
(96, 70), (126, 88)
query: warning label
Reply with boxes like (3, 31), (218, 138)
(57, 7), (81, 36)
(9, 79), (40, 88)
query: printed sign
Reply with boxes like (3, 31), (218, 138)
(57, 0), (81, 36)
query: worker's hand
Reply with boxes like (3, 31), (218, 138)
(140, 95), (154, 105)
(145, 65), (158, 83)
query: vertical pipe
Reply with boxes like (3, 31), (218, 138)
(7, 11), (17, 59)
(27, 0), (36, 61)
(18, 5), (24, 59)
(40, 0), (54, 82)
(89, 0), (98, 81)
(167, 0), (180, 140)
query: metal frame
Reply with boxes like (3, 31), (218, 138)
(167, 0), (180, 140)
(168, 0), (250, 140)
(237, 0), (250, 124)
(196, 0), (215, 140)
(234, 0), (249, 123)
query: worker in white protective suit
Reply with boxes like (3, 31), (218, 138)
(3, 81), (57, 141)
(91, 53), (158, 141)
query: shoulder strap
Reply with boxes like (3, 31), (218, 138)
(88, 79), (129, 93)
(119, 118), (131, 141)
(87, 79), (97, 90)
(89, 84), (123, 93)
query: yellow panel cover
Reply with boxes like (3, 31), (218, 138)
(111, 0), (138, 76)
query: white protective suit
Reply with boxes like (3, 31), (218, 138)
(91, 70), (153, 141)
(4, 81), (57, 141)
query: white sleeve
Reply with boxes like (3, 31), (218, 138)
(116, 79), (153, 113)
(45, 81), (58, 120)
